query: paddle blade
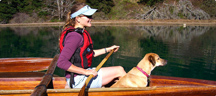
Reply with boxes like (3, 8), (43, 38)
(78, 84), (87, 96)
(78, 75), (93, 96)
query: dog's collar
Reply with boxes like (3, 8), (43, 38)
(136, 66), (150, 78)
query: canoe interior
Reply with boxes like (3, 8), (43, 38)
(0, 71), (66, 90)
(1, 83), (216, 96)
(1, 75), (215, 90)
(150, 75), (216, 87)
(0, 57), (216, 96)
(0, 72), (60, 78)
(46, 86), (216, 96)
(0, 56), (65, 90)
(0, 58), (52, 72)
(0, 77), (66, 90)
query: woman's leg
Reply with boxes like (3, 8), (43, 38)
(100, 66), (126, 86)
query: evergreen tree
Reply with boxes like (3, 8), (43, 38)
(139, 0), (164, 6)
(0, 0), (42, 23)
(0, 1), (17, 23)
(86, 0), (114, 14)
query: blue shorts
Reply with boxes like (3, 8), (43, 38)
(66, 68), (102, 88)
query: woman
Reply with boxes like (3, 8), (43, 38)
(57, 3), (126, 88)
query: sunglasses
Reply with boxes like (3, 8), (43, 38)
(80, 15), (93, 19)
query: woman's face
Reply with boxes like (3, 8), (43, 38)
(75, 15), (92, 28)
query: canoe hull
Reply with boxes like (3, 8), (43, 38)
(0, 57), (215, 96)
(1, 86), (215, 96)
(0, 76), (216, 96)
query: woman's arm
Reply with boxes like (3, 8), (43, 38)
(93, 45), (120, 57)
(67, 64), (98, 76)
(57, 32), (83, 72)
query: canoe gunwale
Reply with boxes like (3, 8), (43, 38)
(0, 57), (53, 72)
(0, 85), (215, 95)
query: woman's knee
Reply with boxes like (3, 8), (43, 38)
(115, 66), (126, 76)
(101, 66), (126, 78)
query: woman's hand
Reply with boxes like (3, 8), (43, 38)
(93, 45), (120, 57)
(67, 65), (98, 77)
(107, 45), (120, 52)
(85, 69), (98, 77)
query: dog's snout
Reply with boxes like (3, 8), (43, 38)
(163, 60), (167, 65)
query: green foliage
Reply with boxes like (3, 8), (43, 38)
(15, 0), (43, 13)
(178, 12), (184, 19)
(191, 0), (216, 18)
(201, 0), (216, 18)
(169, 6), (174, 14)
(0, 1), (17, 23)
(0, 0), (215, 23)
(0, 0), (43, 23)
(138, 0), (164, 6)
(50, 17), (62, 22)
(38, 11), (50, 19)
(86, 0), (115, 14)
(121, 0), (138, 10)
(108, 1), (139, 19)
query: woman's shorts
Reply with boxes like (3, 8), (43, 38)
(66, 68), (102, 88)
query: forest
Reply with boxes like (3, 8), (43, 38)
(0, 0), (215, 24)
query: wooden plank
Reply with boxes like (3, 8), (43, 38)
(150, 75), (216, 87)
(0, 58), (53, 72)
(0, 77), (66, 90)
(0, 78), (41, 90)
(0, 72), (46, 77)
(1, 74), (215, 91)
(0, 86), (216, 96)
(1, 75), (216, 91)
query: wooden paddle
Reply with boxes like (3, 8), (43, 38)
(78, 49), (116, 96)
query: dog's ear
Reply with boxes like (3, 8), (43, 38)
(148, 55), (156, 66)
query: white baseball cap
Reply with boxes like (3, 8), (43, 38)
(70, 5), (97, 19)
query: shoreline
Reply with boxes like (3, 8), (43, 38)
(0, 19), (216, 27)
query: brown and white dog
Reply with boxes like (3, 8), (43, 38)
(111, 53), (167, 88)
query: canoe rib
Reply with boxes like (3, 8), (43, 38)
(30, 54), (59, 96)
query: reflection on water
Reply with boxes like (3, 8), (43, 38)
(0, 25), (215, 81)
(0, 26), (61, 57)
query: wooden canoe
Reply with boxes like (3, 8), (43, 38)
(0, 55), (216, 96)
(0, 57), (53, 72)
(0, 75), (216, 96)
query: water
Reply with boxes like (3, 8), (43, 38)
(0, 25), (215, 81)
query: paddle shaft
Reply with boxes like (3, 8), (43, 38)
(78, 49), (115, 96)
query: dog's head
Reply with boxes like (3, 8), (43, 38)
(147, 53), (167, 67)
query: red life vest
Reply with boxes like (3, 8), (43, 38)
(59, 27), (93, 69)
